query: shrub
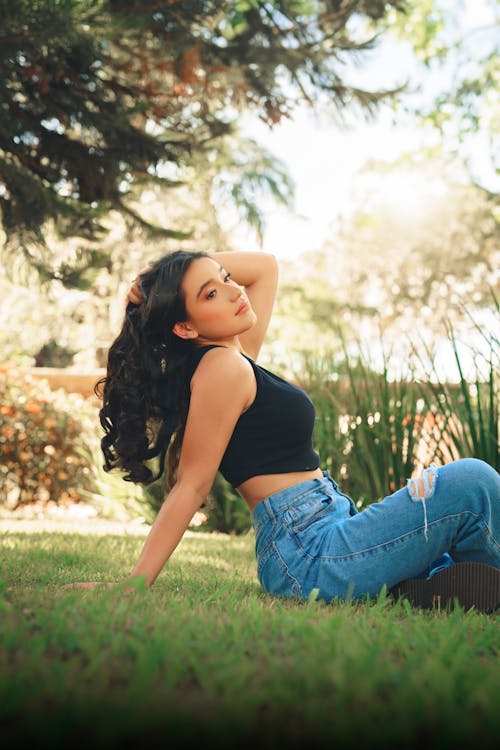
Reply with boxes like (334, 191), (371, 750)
(0, 365), (95, 508)
(141, 471), (251, 534)
(203, 473), (251, 534)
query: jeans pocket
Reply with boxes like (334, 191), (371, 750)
(257, 541), (302, 598)
(288, 494), (333, 533)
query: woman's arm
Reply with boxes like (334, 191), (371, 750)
(69, 348), (255, 591)
(68, 476), (213, 591)
(127, 479), (209, 587)
(129, 347), (255, 586)
(211, 251), (278, 360)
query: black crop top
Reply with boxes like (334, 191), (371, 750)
(188, 345), (320, 487)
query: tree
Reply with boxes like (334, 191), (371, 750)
(272, 0), (499, 352)
(0, 0), (406, 282)
(315, 162), (498, 335)
(386, 0), (499, 188)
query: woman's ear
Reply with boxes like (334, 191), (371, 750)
(172, 321), (198, 340)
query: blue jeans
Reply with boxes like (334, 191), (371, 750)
(251, 458), (500, 601)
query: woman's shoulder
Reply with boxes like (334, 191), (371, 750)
(190, 344), (251, 378)
(188, 344), (223, 372)
(189, 345), (256, 408)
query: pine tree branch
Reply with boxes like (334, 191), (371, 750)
(112, 198), (192, 240)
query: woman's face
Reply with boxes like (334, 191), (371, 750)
(174, 256), (257, 344)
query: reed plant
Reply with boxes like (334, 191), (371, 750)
(416, 321), (499, 472)
(298, 321), (498, 508)
(299, 338), (435, 507)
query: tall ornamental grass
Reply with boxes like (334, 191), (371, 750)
(417, 321), (499, 472)
(299, 325), (498, 508)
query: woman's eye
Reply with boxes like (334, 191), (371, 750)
(206, 273), (230, 299)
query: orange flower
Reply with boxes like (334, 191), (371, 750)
(25, 401), (42, 414)
(0, 405), (14, 414)
(2, 426), (11, 438)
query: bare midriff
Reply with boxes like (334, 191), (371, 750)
(237, 468), (324, 511)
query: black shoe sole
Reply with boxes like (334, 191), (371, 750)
(389, 562), (500, 613)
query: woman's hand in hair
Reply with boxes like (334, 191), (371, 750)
(126, 265), (151, 306)
(127, 278), (142, 306)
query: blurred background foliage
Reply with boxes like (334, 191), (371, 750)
(1, 326), (497, 532)
(0, 0), (498, 529)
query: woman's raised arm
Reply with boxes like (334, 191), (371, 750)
(211, 251), (278, 360)
(126, 251), (278, 360)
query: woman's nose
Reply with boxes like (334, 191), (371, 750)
(230, 282), (244, 300)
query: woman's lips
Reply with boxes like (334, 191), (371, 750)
(236, 300), (249, 315)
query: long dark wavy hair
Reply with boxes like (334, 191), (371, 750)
(95, 250), (208, 485)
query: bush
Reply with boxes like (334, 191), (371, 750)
(0, 365), (95, 508)
(203, 473), (251, 534)
(141, 471), (251, 534)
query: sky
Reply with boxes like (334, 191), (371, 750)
(224, 0), (497, 260)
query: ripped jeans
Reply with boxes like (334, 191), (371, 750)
(251, 459), (500, 601)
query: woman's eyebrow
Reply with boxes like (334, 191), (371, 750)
(196, 265), (225, 298)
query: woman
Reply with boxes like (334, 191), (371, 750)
(75, 250), (500, 612)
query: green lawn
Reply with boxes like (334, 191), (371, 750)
(1, 526), (499, 749)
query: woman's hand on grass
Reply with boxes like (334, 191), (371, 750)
(63, 582), (117, 590)
(63, 577), (147, 593)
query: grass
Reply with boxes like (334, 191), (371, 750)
(1, 526), (499, 749)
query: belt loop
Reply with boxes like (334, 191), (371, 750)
(263, 498), (275, 525)
(323, 470), (338, 491)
